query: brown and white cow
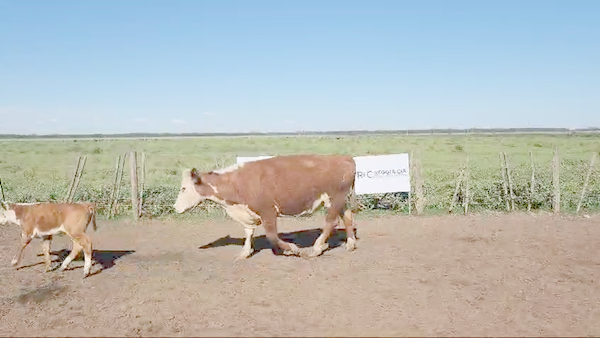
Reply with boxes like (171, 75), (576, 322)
(0, 201), (97, 278)
(173, 154), (358, 260)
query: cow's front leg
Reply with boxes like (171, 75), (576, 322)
(262, 214), (299, 256)
(235, 227), (255, 260)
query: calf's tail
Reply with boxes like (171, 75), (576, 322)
(86, 203), (97, 231)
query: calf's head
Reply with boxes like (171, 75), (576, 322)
(0, 202), (17, 225)
(173, 168), (215, 213)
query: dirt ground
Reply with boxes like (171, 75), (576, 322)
(1, 212), (599, 337)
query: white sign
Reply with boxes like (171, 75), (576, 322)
(235, 154), (410, 195)
(353, 154), (410, 195)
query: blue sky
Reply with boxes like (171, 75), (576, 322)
(1, 0), (599, 135)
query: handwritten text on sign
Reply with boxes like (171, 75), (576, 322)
(236, 153), (410, 195)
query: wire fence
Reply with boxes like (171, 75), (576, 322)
(1, 148), (599, 219)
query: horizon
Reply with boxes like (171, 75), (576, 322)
(1, 126), (600, 140)
(1, 1), (599, 134)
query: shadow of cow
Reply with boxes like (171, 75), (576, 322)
(198, 228), (356, 257)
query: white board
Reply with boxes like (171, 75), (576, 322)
(235, 154), (410, 195)
(353, 153), (410, 195)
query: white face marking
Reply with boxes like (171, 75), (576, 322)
(173, 170), (204, 213)
(0, 210), (19, 226)
(32, 225), (66, 238)
(213, 163), (244, 174)
(207, 183), (219, 194)
(298, 193), (331, 216)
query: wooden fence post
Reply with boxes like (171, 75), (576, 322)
(528, 150), (535, 212)
(503, 152), (516, 211)
(65, 156), (81, 202)
(129, 151), (139, 220)
(408, 151), (413, 215)
(552, 147), (561, 213)
(139, 152), (146, 217)
(65, 155), (87, 203)
(413, 154), (425, 215)
(109, 153), (127, 218)
(449, 167), (464, 213)
(0, 178), (5, 201)
(73, 156), (87, 202)
(463, 154), (470, 214)
(499, 153), (510, 211)
(576, 152), (597, 213)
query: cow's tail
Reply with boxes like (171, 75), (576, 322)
(347, 179), (358, 213)
(343, 178), (359, 239)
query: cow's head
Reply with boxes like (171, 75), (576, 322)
(173, 168), (206, 213)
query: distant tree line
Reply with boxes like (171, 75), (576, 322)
(1, 127), (599, 139)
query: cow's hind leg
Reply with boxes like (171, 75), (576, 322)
(11, 232), (32, 267)
(262, 214), (300, 256)
(307, 213), (339, 258)
(342, 208), (357, 251)
(306, 193), (348, 258)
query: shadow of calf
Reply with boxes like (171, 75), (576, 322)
(32, 249), (135, 275)
(199, 228), (350, 256)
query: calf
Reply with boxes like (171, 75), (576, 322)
(0, 201), (97, 278)
(173, 154), (357, 260)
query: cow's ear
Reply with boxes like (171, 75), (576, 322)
(190, 168), (201, 185)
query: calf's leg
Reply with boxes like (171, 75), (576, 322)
(76, 234), (93, 277)
(11, 232), (32, 267)
(58, 240), (82, 272)
(42, 235), (53, 271)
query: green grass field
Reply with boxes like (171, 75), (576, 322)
(1, 133), (599, 219)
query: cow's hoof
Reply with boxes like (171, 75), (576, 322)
(283, 243), (300, 256)
(235, 249), (253, 261)
(345, 237), (357, 251)
(306, 242), (329, 258)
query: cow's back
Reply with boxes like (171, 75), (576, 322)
(231, 154), (355, 214)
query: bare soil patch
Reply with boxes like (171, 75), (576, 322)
(1, 213), (599, 336)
